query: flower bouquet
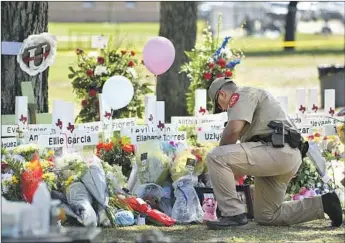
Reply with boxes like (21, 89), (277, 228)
(180, 18), (244, 115)
(135, 140), (172, 186)
(20, 153), (44, 203)
(11, 144), (39, 161)
(96, 136), (135, 178)
(170, 150), (205, 182)
(111, 194), (176, 227)
(68, 36), (153, 123)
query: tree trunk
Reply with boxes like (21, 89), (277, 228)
(1, 1), (49, 115)
(284, 1), (298, 52)
(157, 2), (197, 122)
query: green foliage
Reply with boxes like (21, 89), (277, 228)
(68, 35), (153, 123)
(180, 16), (244, 115)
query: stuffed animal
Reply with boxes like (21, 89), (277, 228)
(202, 198), (217, 222)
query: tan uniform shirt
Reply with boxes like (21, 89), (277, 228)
(227, 86), (290, 143)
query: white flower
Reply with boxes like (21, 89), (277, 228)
(208, 57), (214, 63)
(1, 173), (13, 194)
(88, 51), (99, 57)
(127, 68), (137, 78)
(94, 65), (108, 76)
(220, 48), (232, 58)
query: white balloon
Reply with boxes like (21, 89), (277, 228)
(102, 75), (134, 110)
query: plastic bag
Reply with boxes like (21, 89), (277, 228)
(135, 183), (165, 209)
(66, 182), (97, 227)
(171, 176), (204, 223)
(170, 150), (204, 182)
(81, 155), (109, 207)
(127, 163), (138, 192)
(136, 140), (172, 185)
(115, 210), (135, 226)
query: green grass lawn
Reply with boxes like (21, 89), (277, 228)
(47, 21), (344, 115)
(49, 52), (344, 115)
(98, 218), (345, 242)
(48, 22), (344, 53)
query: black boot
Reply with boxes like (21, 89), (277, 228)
(322, 192), (343, 227)
(206, 213), (248, 230)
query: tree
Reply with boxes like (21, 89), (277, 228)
(1, 2), (49, 115)
(156, 2), (197, 122)
(284, 1), (298, 52)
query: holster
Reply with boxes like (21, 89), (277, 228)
(251, 120), (309, 159)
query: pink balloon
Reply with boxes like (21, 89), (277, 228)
(143, 37), (175, 75)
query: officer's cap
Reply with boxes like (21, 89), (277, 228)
(207, 77), (235, 114)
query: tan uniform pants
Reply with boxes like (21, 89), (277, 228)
(206, 142), (325, 226)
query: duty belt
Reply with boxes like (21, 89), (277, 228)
(249, 134), (289, 143)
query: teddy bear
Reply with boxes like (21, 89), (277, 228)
(202, 198), (217, 222)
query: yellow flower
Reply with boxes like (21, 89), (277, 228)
(120, 136), (131, 145)
(42, 172), (55, 181)
(337, 124), (345, 144)
(47, 150), (55, 157)
(11, 176), (19, 184)
(64, 175), (75, 187)
(40, 160), (50, 170)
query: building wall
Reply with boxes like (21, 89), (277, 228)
(48, 1), (160, 22)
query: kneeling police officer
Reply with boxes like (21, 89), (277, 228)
(205, 77), (343, 229)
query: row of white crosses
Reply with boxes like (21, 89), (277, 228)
(1, 88), (343, 150)
(193, 88), (344, 144)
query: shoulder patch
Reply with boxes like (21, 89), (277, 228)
(228, 93), (240, 108)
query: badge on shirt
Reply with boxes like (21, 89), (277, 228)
(228, 93), (240, 108)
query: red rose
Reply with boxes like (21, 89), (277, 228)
(76, 48), (83, 55)
(217, 73), (224, 78)
(1, 162), (7, 171)
(81, 99), (88, 107)
(97, 57), (104, 64)
(131, 50), (135, 56)
(208, 63), (215, 69)
(204, 72), (212, 80)
(314, 133), (321, 137)
(218, 58), (226, 68)
(87, 69), (93, 77)
(128, 61), (135, 67)
(121, 50), (127, 55)
(89, 89), (97, 97)
(225, 70), (233, 77)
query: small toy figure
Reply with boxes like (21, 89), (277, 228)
(202, 198), (217, 222)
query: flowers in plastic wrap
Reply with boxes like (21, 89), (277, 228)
(21, 154), (43, 203)
(81, 155), (109, 207)
(135, 140), (172, 186)
(96, 136), (135, 178)
(336, 124), (344, 145)
(66, 181), (98, 227)
(171, 175), (204, 223)
(112, 194), (176, 226)
(11, 144), (39, 161)
(170, 150), (205, 182)
(54, 153), (87, 182)
(102, 161), (127, 195)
